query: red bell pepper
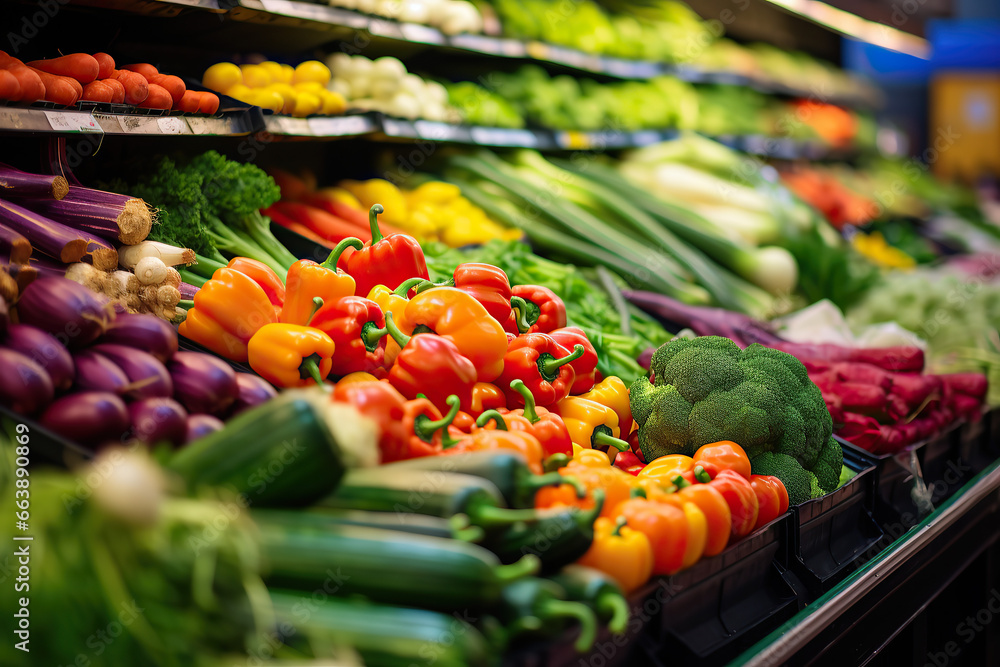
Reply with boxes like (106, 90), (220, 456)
(309, 296), (386, 376)
(692, 469), (759, 539)
(338, 204), (429, 299)
(453, 263), (518, 334)
(613, 450), (645, 476)
(748, 475), (788, 530)
(548, 326), (598, 394)
(510, 284), (567, 334)
(495, 333), (584, 408)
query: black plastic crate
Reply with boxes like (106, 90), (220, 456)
(787, 439), (882, 597)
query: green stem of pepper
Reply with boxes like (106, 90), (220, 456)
(539, 344), (585, 377)
(301, 357), (326, 389)
(538, 600), (597, 653)
(509, 379), (540, 423)
(448, 514), (485, 542)
(520, 471), (585, 498)
(413, 395), (460, 442)
(596, 592), (630, 635)
(379, 311), (411, 347)
(693, 465), (712, 483)
(671, 474), (692, 489)
(543, 453), (570, 473)
(321, 237), (364, 270)
(611, 515), (627, 537)
(393, 277), (426, 296)
(369, 204), (385, 244)
(306, 297), (324, 325)
(493, 554), (541, 581)
(593, 428), (629, 452)
(475, 410), (508, 431)
(414, 279), (447, 293)
(509, 296), (532, 334)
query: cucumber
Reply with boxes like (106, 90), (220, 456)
(388, 450), (576, 508)
(167, 390), (376, 507)
(257, 507), (482, 541)
(318, 467), (542, 529)
(494, 577), (597, 653)
(254, 512), (540, 612)
(549, 565), (630, 635)
(270, 590), (495, 667)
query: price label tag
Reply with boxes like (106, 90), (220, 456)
(559, 131), (592, 150)
(260, 0), (326, 21)
(0, 108), (26, 130)
(381, 117), (418, 137)
(156, 117), (189, 134)
(470, 126), (538, 147)
(525, 41), (549, 60)
(274, 116), (311, 135)
(307, 115), (373, 136)
(44, 111), (100, 133)
(400, 23), (444, 44)
(115, 114), (161, 134)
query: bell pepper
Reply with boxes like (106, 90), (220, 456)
(309, 296), (386, 376)
(226, 256), (285, 312)
(551, 396), (630, 459)
(663, 482), (732, 557)
(366, 276), (423, 323)
(650, 492), (708, 570)
(247, 323), (335, 388)
(470, 382), (506, 417)
(280, 238), (362, 326)
(477, 380), (572, 458)
(337, 371), (380, 385)
(178, 267), (278, 362)
(571, 447), (618, 469)
(693, 441), (752, 480)
(615, 497), (689, 576)
(453, 263), (518, 334)
(442, 424), (545, 475)
(679, 469), (758, 539)
(496, 333), (583, 407)
(579, 376), (632, 435)
(638, 454), (697, 486)
(613, 450), (645, 476)
(576, 517), (653, 594)
(749, 475), (789, 530)
(536, 457), (636, 518)
(385, 287), (508, 383)
(548, 327), (598, 395)
(510, 284), (567, 334)
(384, 312), (477, 413)
(332, 380), (451, 461)
(338, 204), (429, 298)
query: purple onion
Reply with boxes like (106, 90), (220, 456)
(41, 391), (129, 447)
(16, 276), (114, 348)
(90, 343), (172, 400)
(100, 313), (178, 363)
(184, 413), (224, 444)
(128, 397), (187, 446)
(168, 351), (237, 416)
(231, 373), (277, 416)
(3, 323), (75, 391)
(0, 347), (55, 416)
(73, 349), (131, 394)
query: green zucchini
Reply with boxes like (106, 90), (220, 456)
(485, 491), (604, 572)
(254, 512), (539, 612)
(258, 507), (483, 541)
(318, 467), (542, 529)
(549, 565), (630, 635)
(494, 577), (597, 653)
(167, 389), (376, 507)
(388, 450), (579, 508)
(270, 590), (495, 667)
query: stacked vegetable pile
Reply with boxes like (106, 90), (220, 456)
(1, 50), (218, 112)
(202, 60), (346, 117)
(329, 0), (485, 34)
(625, 293), (990, 455)
(0, 274), (275, 447)
(266, 170), (522, 248)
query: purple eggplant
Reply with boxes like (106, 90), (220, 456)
(0, 163), (69, 199)
(100, 313), (178, 363)
(16, 277), (114, 348)
(168, 351), (238, 416)
(128, 397), (187, 447)
(3, 323), (75, 391)
(231, 372), (277, 416)
(41, 391), (129, 447)
(0, 198), (88, 262)
(73, 349), (131, 395)
(90, 343), (173, 400)
(0, 222), (31, 264)
(184, 413), (224, 444)
(0, 347), (55, 416)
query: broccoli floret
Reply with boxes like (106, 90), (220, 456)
(630, 335), (843, 503)
(750, 452), (812, 505)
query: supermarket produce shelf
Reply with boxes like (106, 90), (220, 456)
(0, 105), (260, 136)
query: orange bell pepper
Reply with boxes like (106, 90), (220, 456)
(693, 441), (752, 480)
(384, 286), (508, 382)
(247, 323), (335, 388)
(536, 456), (636, 518)
(337, 371), (380, 385)
(178, 267), (278, 362)
(615, 497), (689, 576)
(637, 454), (697, 486)
(650, 483), (732, 557)
(442, 425), (545, 475)
(680, 470), (758, 539)
(576, 517), (653, 594)
(749, 475), (789, 530)
(651, 492), (708, 570)
(280, 238), (362, 325)
(579, 376), (632, 435)
(552, 396), (630, 460)
(470, 382), (506, 417)
(226, 257), (285, 308)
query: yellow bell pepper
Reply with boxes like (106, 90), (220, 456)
(408, 181), (461, 205)
(247, 323), (335, 388)
(576, 516), (654, 594)
(579, 376), (633, 435)
(552, 396), (630, 462)
(338, 179), (409, 227)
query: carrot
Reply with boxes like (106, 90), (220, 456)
(197, 92), (219, 115)
(274, 219), (336, 249)
(302, 191), (407, 236)
(81, 80), (114, 103)
(28, 67), (81, 106)
(112, 69), (148, 105)
(100, 77), (125, 103)
(268, 169), (313, 201)
(137, 83), (172, 110)
(122, 63), (158, 80)
(147, 73), (185, 105)
(267, 202), (371, 242)
(27, 54), (99, 84)
(176, 90), (202, 113)
(93, 53), (115, 79)
(0, 70), (20, 101)
(0, 64), (44, 102)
